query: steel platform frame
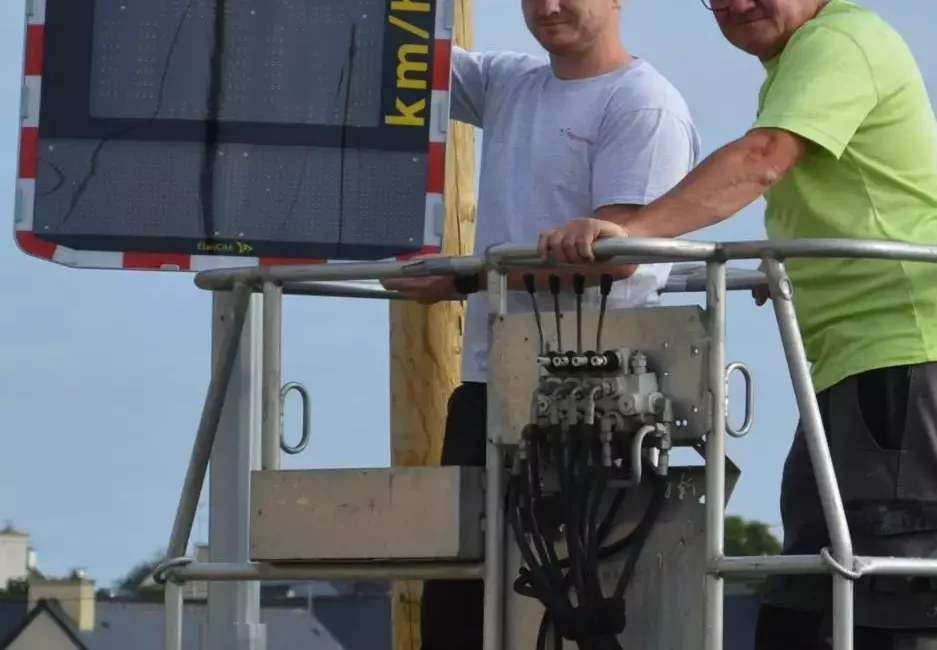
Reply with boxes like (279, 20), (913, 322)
(152, 236), (937, 650)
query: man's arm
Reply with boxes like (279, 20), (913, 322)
(540, 26), (879, 255)
(539, 100), (702, 263)
(610, 127), (805, 238)
(605, 27), (876, 238)
(381, 238), (636, 304)
(492, 101), (701, 291)
(449, 46), (490, 127)
(467, 100), (699, 291)
(577, 101), (699, 242)
(493, 205), (643, 293)
(450, 47), (544, 128)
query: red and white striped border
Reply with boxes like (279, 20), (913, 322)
(14, 0), (452, 271)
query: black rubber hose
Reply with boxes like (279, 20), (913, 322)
(521, 454), (564, 589)
(573, 436), (604, 607)
(613, 473), (667, 600)
(595, 489), (627, 550)
(529, 430), (562, 569)
(563, 439), (588, 607)
(567, 430), (623, 650)
(527, 428), (584, 648)
(584, 471), (608, 601)
(511, 431), (579, 645)
(508, 473), (552, 595)
(514, 425), (667, 650)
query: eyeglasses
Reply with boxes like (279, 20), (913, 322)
(700, 0), (732, 10)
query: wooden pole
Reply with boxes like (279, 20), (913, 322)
(388, 1), (475, 648)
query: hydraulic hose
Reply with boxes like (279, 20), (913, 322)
(511, 272), (669, 649)
(508, 423), (667, 650)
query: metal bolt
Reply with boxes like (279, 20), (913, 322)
(692, 406), (699, 413)
(691, 347), (700, 356)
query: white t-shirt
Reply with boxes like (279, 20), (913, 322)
(450, 47), (701, 383)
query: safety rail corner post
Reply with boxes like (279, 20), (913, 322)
(483, 268), (510, 650)
(207, 288), (266, 650)
(166, 282), (253, 560)
(704, 257), (728, 650)
(163, 579), (183, 650)
(261, 281), (283, 471)
(761, 256), (855, 650)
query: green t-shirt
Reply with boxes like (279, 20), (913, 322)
(752, 0), (937, 393)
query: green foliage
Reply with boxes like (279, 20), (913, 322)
(116, 560), (161, 593)
(1, 578), (28, 595)
(724, 515), (782, 556)
(114, 549), (166, 594)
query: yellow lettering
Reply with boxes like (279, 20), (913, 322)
(390, 0), (430, 11)
(198, 241), (230, 253)
(397, 44), (428, 90)
(388, 14), (430, 40)
(385, 98), (427, 126)
(384, 0), (431, 128)
(196, 241), (253, 255)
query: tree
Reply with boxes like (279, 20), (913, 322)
(724, 515), (782, 556)
(114, 549), (166, 595)
(116, 559), (161, 593)
(0, 578), (28, 598)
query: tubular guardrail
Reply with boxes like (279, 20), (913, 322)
(158, 237), (937, 650)
(260, 281), (311, 470)
(201, 262), (768, 301)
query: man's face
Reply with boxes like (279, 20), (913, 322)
(522, 0), (619, 55)
(711, 0), (818, 60)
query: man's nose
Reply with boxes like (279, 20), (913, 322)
(726, 0), (759, 12)
(531, 0), (562, 16)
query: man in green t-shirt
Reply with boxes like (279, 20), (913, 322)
(538, 0), (937, 647)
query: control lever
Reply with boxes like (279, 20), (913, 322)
(572, 273), (585, 353)
(548, 275), (563, 353)
(523, 273), (545, 355)
(596, 274), (614, 351)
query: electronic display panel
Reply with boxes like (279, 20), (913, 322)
(15, 0), (451, 270)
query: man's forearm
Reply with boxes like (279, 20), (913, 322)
(607, 129), (805, 238)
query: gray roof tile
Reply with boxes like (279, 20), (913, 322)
(0, 600), (27, 646)
(83, 600), (346, 650)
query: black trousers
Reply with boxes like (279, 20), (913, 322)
(421, 382), (488, 650)
(756, 363), (937, 649)
(755, 605), (937, 650)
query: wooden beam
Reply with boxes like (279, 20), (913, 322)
(388, 0), (476, 648)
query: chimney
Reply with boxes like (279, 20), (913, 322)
(0, 524), (30, 588)
(28, 569), (96, 631)
(183, 544), (210, 600)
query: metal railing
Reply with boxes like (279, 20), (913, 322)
(154, 236), (937, 650)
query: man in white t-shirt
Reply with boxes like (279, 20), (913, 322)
(381, 0), (700, 647)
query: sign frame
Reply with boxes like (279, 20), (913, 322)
(14, 0), (453, 271)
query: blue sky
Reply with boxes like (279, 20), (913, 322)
(1, 0), (935, 587)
